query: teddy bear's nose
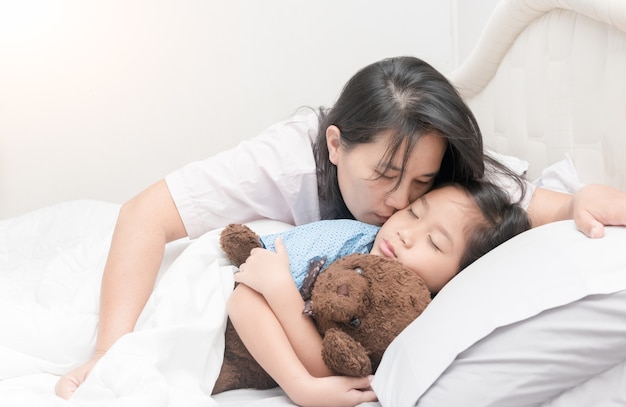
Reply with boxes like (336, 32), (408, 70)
(337, 284), (350, 297)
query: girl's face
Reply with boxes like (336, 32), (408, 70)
(327, 126), (446, 226)
(369, 185), (478, 293)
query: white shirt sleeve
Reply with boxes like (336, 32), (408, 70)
(165, 112), (321, 239)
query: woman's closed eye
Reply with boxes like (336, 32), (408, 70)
(413, 178), (434, 186)
(373, 169), (398, 180)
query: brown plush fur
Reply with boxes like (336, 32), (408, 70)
(212, 223), (431, 395)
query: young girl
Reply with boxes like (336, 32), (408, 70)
(226, 180), (530, 406)
(244, 180), (529, 294)
(56, 56), (626, 403)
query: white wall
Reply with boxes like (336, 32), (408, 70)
(0, 0), (499, 219)
(452, 0), (502, 66)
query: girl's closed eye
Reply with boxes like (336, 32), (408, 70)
(428, 234), (441, 251)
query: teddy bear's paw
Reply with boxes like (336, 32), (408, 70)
(322, 328), (372, 377)
(219, 224), (262, 267)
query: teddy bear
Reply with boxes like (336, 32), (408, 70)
(211, 223), (431, 395)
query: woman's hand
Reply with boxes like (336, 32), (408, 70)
(235, 237), (293, 297)
(571, 184), (626, 238)
(55, 351), (105, 399)
(529, 184), (626, 238)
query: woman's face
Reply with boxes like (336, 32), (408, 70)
(327, 126), (447, 226)
(370, 185), (477, 292)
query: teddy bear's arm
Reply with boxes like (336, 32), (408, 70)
(219, 224), (263, 267)
(321, 328), (372, 377)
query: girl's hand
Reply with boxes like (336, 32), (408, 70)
(571, 184), (626, 238)
(285, 375), (377, 407)
(234, 237), (293, 297)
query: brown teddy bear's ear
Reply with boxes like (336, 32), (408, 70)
(219, 224), (262, 267)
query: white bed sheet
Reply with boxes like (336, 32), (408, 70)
(0, 200), (380, 407)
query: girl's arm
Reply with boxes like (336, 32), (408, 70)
(56, 180), (188, 399)
(527, 184), (626, 237)
(228, 285), (376, 407)
(233, 238), (331, 377)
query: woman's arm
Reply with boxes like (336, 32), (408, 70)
(55, 179), (188, 399)
(525, 186), (571, 228)
(228, 283), (376, 407)
(527, 184), (626, 237)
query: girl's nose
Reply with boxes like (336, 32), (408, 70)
(398, 228), (414, 248)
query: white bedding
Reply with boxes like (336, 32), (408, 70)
(0, 200), (310, 407)
(3, 190), (625, 407)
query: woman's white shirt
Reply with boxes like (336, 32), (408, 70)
(165, 112), (321, 239)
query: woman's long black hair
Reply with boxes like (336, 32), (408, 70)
(312, 56), (525, 220)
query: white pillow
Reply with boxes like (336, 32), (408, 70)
(372, 220), (626, 406)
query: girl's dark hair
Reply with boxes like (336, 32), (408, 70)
(312, 56), (525, 220)
(458, 180), (531, 271)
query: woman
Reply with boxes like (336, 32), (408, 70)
(56, 56), (626, 405)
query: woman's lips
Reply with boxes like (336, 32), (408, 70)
(375, 213), (391, 225)
(379, 239), (396, 258)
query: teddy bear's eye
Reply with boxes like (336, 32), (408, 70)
(349, 317), (361, 328)
(354, 267), (363, 275)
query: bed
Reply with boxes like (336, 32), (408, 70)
(1, 0), (625, 405)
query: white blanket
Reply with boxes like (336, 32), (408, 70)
(0, 200), (299, 407)
(9, 193), (622, 407)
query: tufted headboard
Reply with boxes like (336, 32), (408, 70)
(450, 0), (626, 190)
